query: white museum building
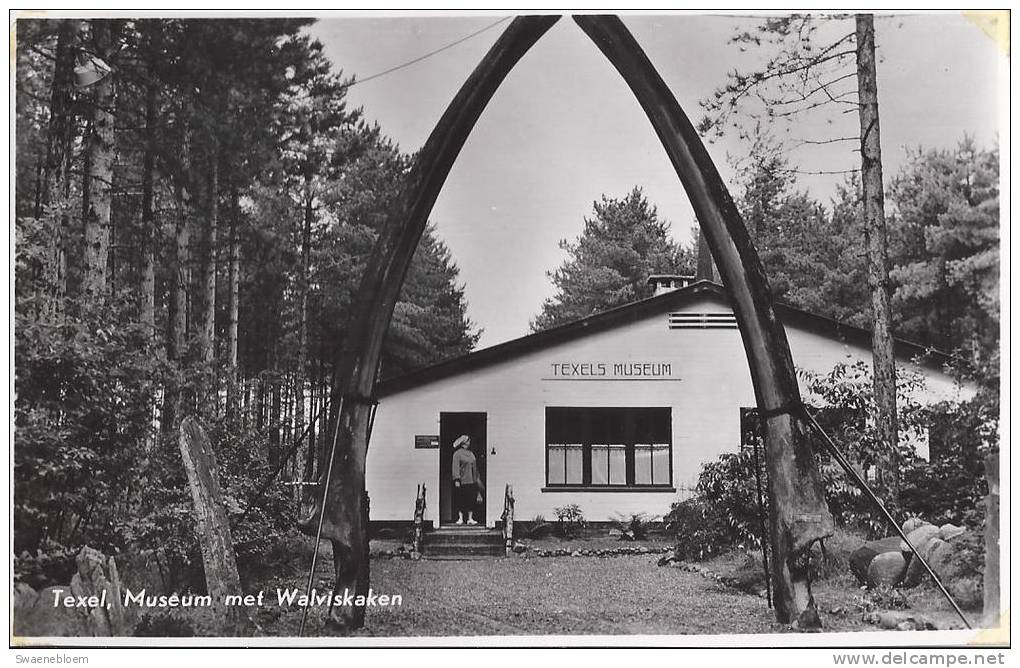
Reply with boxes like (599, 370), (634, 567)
(366, 277), (972, 528)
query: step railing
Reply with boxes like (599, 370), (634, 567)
(501, 483), (514, 557)
(412, 483), (427, 555)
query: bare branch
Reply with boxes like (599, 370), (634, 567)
(790, 136), (858, 147)
(783, 167), (860, 175)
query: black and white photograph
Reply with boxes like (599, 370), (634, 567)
(8, 8), (1009, 656)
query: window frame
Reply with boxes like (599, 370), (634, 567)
(543, 406), (674, 492)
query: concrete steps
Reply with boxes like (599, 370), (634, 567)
(423, 526), (505, 560)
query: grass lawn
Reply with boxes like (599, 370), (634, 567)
(242, 534), (915, 638)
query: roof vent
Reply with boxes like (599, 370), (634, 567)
(668, 312), (737, 329)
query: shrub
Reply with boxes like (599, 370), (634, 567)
(553, 504), (586, 538)
(899, 396), (994, 528)
(801, 362), (996, 536)
(610, 512), (656, 541)
(133, 612), (196, 637)
(695, 450), (770, 550)
(663, 498), (734, 562)
(523, 514), (553, 539)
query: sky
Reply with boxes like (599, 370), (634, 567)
(308, 13), (1003, 349)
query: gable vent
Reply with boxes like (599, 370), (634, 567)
(668, 312), (738, 329)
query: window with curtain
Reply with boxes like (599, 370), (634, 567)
(545, 407), (672, 488)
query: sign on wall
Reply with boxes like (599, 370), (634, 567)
(542, 361), (680, 381)
(414, 434), (440, 449)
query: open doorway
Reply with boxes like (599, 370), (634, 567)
(439, 412), (487, 525)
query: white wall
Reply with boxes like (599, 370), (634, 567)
(367, 295), (973, 526)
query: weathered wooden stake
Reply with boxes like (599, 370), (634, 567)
(179, 416), (246, 635)
(983, 453), (1000, 628)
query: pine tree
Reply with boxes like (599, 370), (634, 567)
(888, 140), (999, 364)
(532, 187), (695, 331)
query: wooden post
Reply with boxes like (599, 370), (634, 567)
(178, 417), (246, 635)
(503, 484), (515, 557)
(983, 453), (999, 628)
(412, 484), (426, 556)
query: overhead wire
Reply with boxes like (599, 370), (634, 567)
(344, 16), (511, 89)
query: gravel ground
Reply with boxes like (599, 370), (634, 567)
(251, 539), (819, 637)
(227, 533), (978, 638)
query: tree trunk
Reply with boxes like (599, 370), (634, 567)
(296, 185), (313, 458)
(39, 19), (77, 317)
(226, 189), (241, 415)
(178, 417), (246, 635)
(270, 376), (282, 465)
(81, 20), (118, 306)
(197, 158), (219, 366)
(139, 81), (157, 337)
(163, 184), (191, 432)
(856, 14), (898, 499)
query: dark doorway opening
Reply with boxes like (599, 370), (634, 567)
(439, 412), (487, 525)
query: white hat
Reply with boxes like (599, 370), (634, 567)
(453, 435), (470, 448)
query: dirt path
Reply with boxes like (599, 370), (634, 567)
(251, 549), (812, 637)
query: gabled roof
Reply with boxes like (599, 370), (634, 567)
(377, 280), (954, 397)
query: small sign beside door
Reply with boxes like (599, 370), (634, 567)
(415, 434), (439, 449)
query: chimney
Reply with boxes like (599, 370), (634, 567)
(647, 274), (696, 297)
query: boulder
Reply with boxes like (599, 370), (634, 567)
(12, 585), (92, 637)
(902, 536), (948, 588)
(939, 523), (966, 541)
(900, 524), (941, 554)
(928, 538), (964, 581)
(902, 517), (930, 535)
(868, 551), (908, 587)
(874, 611), (936, 631)
(850, 536), (903, 585)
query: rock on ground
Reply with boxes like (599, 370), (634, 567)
(900, 524), (941, 554)
(902, 517), (931, 535)
(939, 523), (966, 541)
(850, 536), (903, 585)
(868, 551), (907, 587)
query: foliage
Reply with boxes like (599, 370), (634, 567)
(800, 361), (931, 536)
(887, 139), (1000, 365)
(694, 451), (770, 550)
(133, 612), (197, 637)
(610, 512), (657, 541)
(856, 584), (910, 612)
(697, 15), (859, 143)
(728, 132), (1001, 372)
(13, 19), (482, 593)
(531, 187), (696, 331)
(673, 358), (995, 562)
(552, 504), (587, 538)
(663, 498), (734, 562)
(13, 292), (168, 555)
(731, 136), (871, 327)
(898, 394), (995, 528)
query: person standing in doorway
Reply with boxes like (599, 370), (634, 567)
(452, 434), (483, 525)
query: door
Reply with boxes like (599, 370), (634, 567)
(439, 412), (487, 525)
